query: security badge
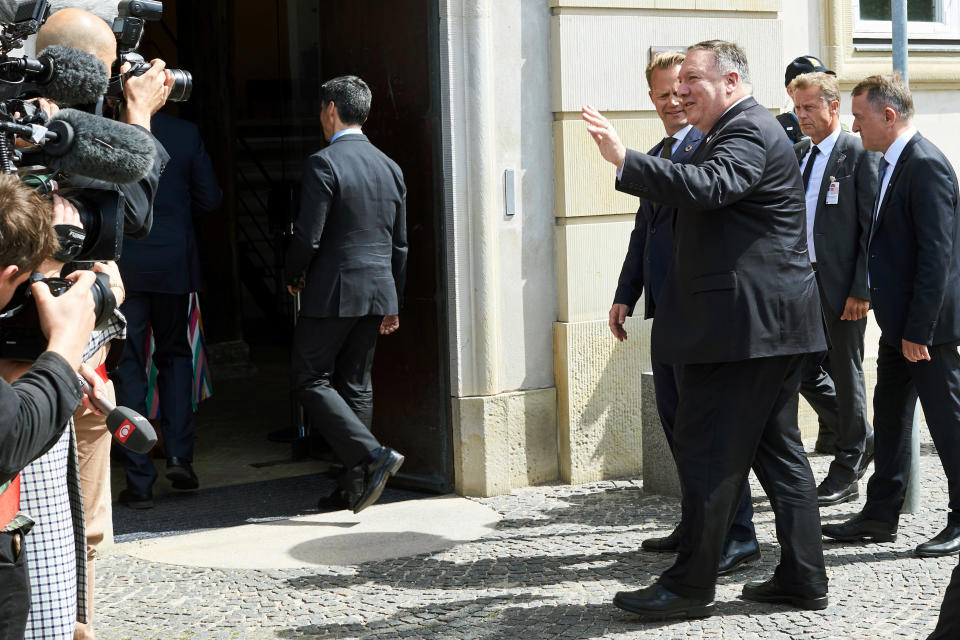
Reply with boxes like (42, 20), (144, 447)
(825, 176), (840, 205)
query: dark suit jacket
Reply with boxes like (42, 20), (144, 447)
(118, 113), (222, 294)
(286, 133), (407, 318)
(868, 133), (960, 347)
(613, 127), (704, 319)
(794, 131), (880, 315)
(618, 97), (827, 365)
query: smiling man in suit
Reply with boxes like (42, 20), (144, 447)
(609, 51), (759, 576)
(789, 72), (879, 507)
(584, 40), (828, 619)
(286, 75), (407, 515)
(822, 74), (960, 558)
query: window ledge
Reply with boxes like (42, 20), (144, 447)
(854, 42), (960, 53)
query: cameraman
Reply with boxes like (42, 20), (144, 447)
(0, 177), (98, 640)
(25, 9), (170, 640)
(35, 7), (172, 238)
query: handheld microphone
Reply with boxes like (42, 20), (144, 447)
(34, 46), (109, 107)
(78, 376), (158, 454)
(41, 108), (155, 183)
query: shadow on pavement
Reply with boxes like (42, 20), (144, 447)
(112, 473), (427, 543)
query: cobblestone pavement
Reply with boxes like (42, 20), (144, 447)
(96, 436), (954, 639)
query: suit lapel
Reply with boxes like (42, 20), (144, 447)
(874, 134), (922, 235)
(672, 127), (703, 164)
(691, 97), (757, 163)
(812, 133), (850, 225)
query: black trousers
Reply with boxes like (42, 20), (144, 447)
(929, 558), (960, 639)
(652, 357), (755, 542)
(113, 292), (195, 495)
(658, 354), (827, 601)
(0, 530), (29, 640)
(291, 316), (382, 471)
(800, 281), (872, 483)
(863, 340), (960, 527)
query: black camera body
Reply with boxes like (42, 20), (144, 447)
(0, 271), (116, 360)
(106, 0), (192, 103)
(48, 187), (125, 263)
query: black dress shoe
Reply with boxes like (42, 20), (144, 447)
(741, 576), (828, 610)
(353, 447), (404, 514)
(817, 476), (859, 507)
(613, 584), (714, 619)
(641, 525), (681, 552)
(821, 514), (897, 542)
(166, 457), (199, 491)
(916, 524), (960, 557)
(717, 537), (761, 575)
(117, 488), (153, 509)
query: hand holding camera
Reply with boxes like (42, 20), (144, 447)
(118, 57), (171, 130)
(33, 268), (96, 370)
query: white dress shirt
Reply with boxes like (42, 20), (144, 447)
(330, 127), (363, 143)
(616, 124), (693, 180)
(876, 126), (918, 220)
(799, 125), (841, 263)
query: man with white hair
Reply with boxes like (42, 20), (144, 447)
(583, 40), (828, 619)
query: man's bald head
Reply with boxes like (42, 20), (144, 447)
(37, 8), (116, 72)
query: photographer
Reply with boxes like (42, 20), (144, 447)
(0, 176), (98, 640)
(35, 7), (172, 238)
(15, 8), (170, 640)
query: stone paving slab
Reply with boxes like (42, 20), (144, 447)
(115, 495), (501, 568)
(95, 435), (955, 639)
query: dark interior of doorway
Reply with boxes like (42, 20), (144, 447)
(135, 0), (452, 493)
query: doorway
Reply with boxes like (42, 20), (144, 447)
(143, 0), (451, 492)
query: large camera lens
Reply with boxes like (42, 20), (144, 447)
(165, 68), (192, 102)
(39, 273), (116, 331)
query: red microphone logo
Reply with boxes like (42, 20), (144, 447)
(116, 420), (135, 444)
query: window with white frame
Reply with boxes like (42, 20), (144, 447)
(854, 0), (960, 44)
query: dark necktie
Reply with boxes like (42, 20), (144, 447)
(870, 157), (890, 240)
(873, 157), (890, 221)
(659, 137), (674, 160)
(801, 145), (820, 192)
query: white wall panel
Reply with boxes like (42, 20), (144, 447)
(552, 13), (784, 113)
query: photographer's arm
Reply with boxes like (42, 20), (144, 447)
(0, 352), (83, 485)
(120, 60), (172, 132)
(0, 272), (94, 483)
(111, 59), (173, 238)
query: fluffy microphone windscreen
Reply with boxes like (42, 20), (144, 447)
(37, 46), (108, 106)
(47, 108), (155, 183)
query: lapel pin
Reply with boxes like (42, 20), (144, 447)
(684, 145), (693, 152)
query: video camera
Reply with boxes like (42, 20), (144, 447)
(106, 0), (191, 103)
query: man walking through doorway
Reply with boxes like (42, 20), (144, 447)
(286, 75), (407, 514)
